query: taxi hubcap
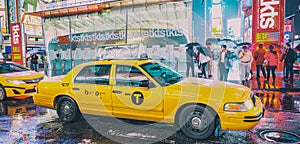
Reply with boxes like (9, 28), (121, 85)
(61, 101), (73, 118)
(191, 117), (202, 129)
(185, 111), (208, 132)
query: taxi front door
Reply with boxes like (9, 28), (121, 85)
(111, 65), (164, 122)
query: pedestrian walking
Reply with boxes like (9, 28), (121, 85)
(186, 46), (195, 77)
(31, 54), (39, 72)
(254, 43), (267, 81)
(282, 43), (297, 83)
(218, 45), (232, 82)
(239, 46), (253, 85)
(198, 51), (211, 78)
(264, 45), (278, 85)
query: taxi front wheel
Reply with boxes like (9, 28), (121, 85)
(56, 96), (81, 122)
(0, 86), (6, 101)
(178, 105), (216, 140)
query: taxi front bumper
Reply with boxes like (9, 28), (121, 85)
(4, 84), (37, 98)
(219, 96), (264, 130)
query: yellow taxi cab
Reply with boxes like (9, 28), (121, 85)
(33, 55), (263, 140)
(0, 61), (44, 101)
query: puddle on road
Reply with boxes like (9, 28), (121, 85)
(254, 92), (300, 112)
(259, 130), (300, 143)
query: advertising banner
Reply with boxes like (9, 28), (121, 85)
(284, 20), (292, 32)
(284, 20), (292, 44)
(22, 15), (43, 35)
(10, 23), (23, 65)
(38, 0), (116, 12)
(252, 0), (285, 45)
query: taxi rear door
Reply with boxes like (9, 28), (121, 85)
(71, 65), (112, 116)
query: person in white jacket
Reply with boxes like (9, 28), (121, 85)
(198, 51), (211, 78)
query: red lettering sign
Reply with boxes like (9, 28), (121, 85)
(10, 23), (23, 65)
(252, 0), (284, 45)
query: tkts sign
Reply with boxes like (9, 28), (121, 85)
(252, 0), (284, 44)
(10, 23), (23, 65)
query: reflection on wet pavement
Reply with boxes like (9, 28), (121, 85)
(0, 93), (299, 143)
(254, 92), (300, 113)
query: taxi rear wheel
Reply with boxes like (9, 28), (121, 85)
(0, 86), (6, 101)
(178, 105), (216, 140)
(56, 97), (81, 122)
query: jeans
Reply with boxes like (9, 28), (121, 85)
(240, 62), (251, 81)
(256, 65), (266, 79)
(266, 66), (276, 82)
(186, 62), (194, 77)
(285, 63), (294, 81)
(200, 62), (207, 78)
(219, 62), (229, 81)
(32, 64), (38, 72)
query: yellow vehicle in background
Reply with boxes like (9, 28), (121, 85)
(0, 61), (44, 101)
(33, 56), (263, 140)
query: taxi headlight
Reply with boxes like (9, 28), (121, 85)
(7, 80), (26, 84)
(224, 99), (253, 112)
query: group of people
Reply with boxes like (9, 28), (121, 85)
(27, 54), (39, 72)
(253, 43), (278, 84)
(243, 42), (297, 85)
(185, 42), (298, 85)
(185, 46), (211, 78)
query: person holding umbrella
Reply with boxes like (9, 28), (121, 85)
(198, 49), (211, 78)
(185, 42), (200, 77)
(186, 46), (195, 77)
(218, 45), (232, 81)
(31, 53), (39, 72)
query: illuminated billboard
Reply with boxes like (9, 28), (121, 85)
(227, 18), (241, 39)
(252, 0), (285, 45)
(211, 4), (223, 38)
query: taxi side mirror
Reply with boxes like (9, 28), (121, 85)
(139, 80), (149, 88)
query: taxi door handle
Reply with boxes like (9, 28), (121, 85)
(113, 90), (122, 94)
(72, 87), (80, 91)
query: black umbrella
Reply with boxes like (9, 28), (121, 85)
(185, 42), (200, 48)
(270, 43), (283, 49)
(237, 42), (251, 46)
(196, 46), (210, 56)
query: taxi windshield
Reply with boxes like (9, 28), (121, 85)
(0, 63), (28, 74)
(140, 62), (183, 86)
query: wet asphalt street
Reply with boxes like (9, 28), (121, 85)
(0, 92), (299, 144)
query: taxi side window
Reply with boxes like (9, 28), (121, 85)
(116, 65), (149, 87)
(74, 65), (111, 85)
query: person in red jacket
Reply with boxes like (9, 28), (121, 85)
(254, 43), (267, 81)
(264, 45), (278, 85)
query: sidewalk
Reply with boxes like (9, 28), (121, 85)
(230, 73), (300, 93)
